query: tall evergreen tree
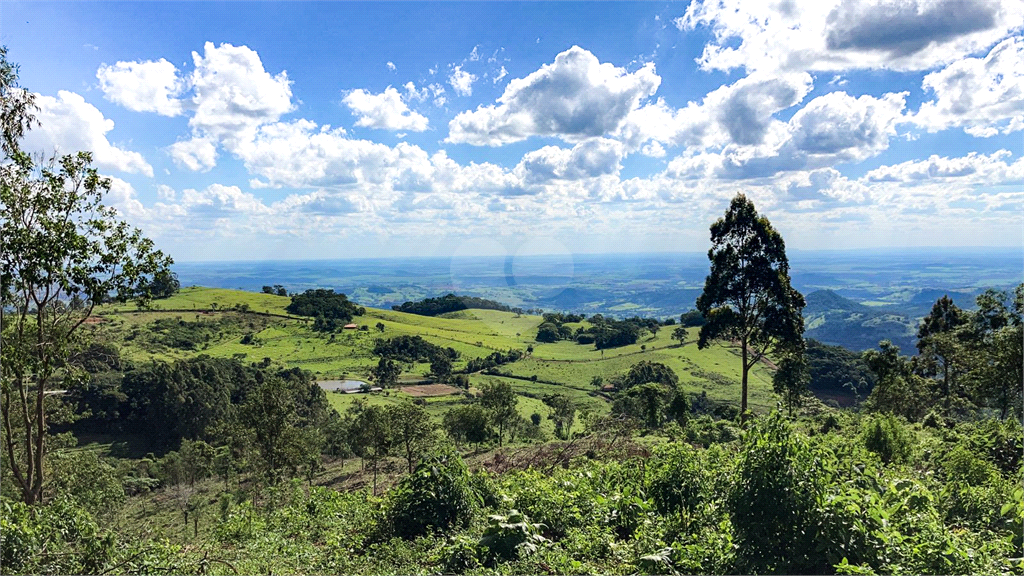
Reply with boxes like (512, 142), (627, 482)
(696, 194), (805, 414)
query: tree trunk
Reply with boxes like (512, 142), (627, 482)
(741, 337), (749, 416)
(372, 458), (378, 496)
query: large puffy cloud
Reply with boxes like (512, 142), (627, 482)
(913, 36), (1024, 137)
(447, 46), (660, 146)
(342, 87), (429, 131)
(666, 91), (908, 180)
(788, 91), (906, 160)
(515, 138), (625, 184)
(616, 72), (812, 151)
(95, 42), (295, 172)
(677, 0), (1021, 73)
(234, 119), (521, 195)
(96, 58), (185, 116)
(167, 136), (218, 172)
(21, 91), (153, 176)
(188, 42), (295, 148)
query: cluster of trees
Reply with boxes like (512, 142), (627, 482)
(372, 335), (459, 365)
(285, 289), (365, 331)
(261, 285), (288, 297)
(464, 349), (526, 374)
(861, 287), (1023, 422)
(392, 294), (514, 316)
(442, 381), (542, 448)
(372, 335), (461, 382)
(70, 356), (333, 457)
(805, 339), (877, 399)
(609, 361), (689, 428)
(536, 313), (661, 349)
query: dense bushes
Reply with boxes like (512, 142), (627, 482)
(4, 409), (1021, 575)
(728, 412), (824, 574)
(392, 294), (512, 316)
(286, 289), (364, 323)
(373, 335), (459, 364)
(385, 448), (478, 539)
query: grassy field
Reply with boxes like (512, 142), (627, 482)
(95, 287), (781, 420)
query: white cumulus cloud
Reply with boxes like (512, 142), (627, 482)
(342, 87), (429, 132)
(22, 91), (153, 176)
(448, 46), (660, 146)
(913, 36), (1024, 137)
(96, 58), (185, 116)
(167, 136), (219, 172)
(188, 42), (295, 149)
(676, 0), (1022, 73)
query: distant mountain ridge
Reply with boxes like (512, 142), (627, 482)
(803, 289), (917, 352)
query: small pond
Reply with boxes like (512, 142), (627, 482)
(317, 379), (369, 392)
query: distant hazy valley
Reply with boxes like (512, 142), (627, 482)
(173, 247), (1022, 353)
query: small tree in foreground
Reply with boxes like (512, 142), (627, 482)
(696, 194), (805, 415)
(1, 50), (173, 505)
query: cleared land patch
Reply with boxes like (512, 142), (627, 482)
(401, 383), (461, 397)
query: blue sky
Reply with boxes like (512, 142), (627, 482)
(3, 1), (1022, 261)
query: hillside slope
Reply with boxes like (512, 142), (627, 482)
(95, 287), (781, 421)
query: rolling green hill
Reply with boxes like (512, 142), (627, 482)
(93, 287), (781, 421)
(804, 289), (917, 352)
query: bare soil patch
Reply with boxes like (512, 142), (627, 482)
(401, 383), (461, 397)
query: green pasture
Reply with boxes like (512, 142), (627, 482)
(96, 287), (782, 416)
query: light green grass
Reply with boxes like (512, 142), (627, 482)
(96, 287), (782, 417)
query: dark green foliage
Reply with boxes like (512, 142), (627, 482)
(696, 194), (806, 414)
(371, 357), (400, 388)
(679, 309), (705, 327)
(535, 322), (561, 343)
(773, 352), (810, 415)
(620, 360), (678, 390)
(863, 341), (935, 421)
(373, 335), (459, 363)
(443, 405), (491, 446)
(430, 354), (452, 382)
(727, 412), (822, 574)
(386, 448), (477, 539)
(286, 289), (364, 324)
(479, 509), (547, 565)
(806, 339), (876, 397)
(861, 414), (913, 464)
(543, 394), (576, 440)
(464, 349), (524, 373)
(388, 403), (435, 474)
(147, 269), (180, 299)
(392, 293), (511, 316)
(239, 373), (329, 478)
(480, 381), (519, 446)
(591, 321), (640, 349)
(114, 357), (329, 452)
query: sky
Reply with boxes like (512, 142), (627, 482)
(3, 1), (1023, 261)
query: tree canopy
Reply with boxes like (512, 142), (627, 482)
(696, 194), (805, 414)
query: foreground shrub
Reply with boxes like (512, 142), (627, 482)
(728, 411), (823, 574)
(385, 447), (477, 539)
(479, 509), (547, 565)
(862, 414), (913, 464)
